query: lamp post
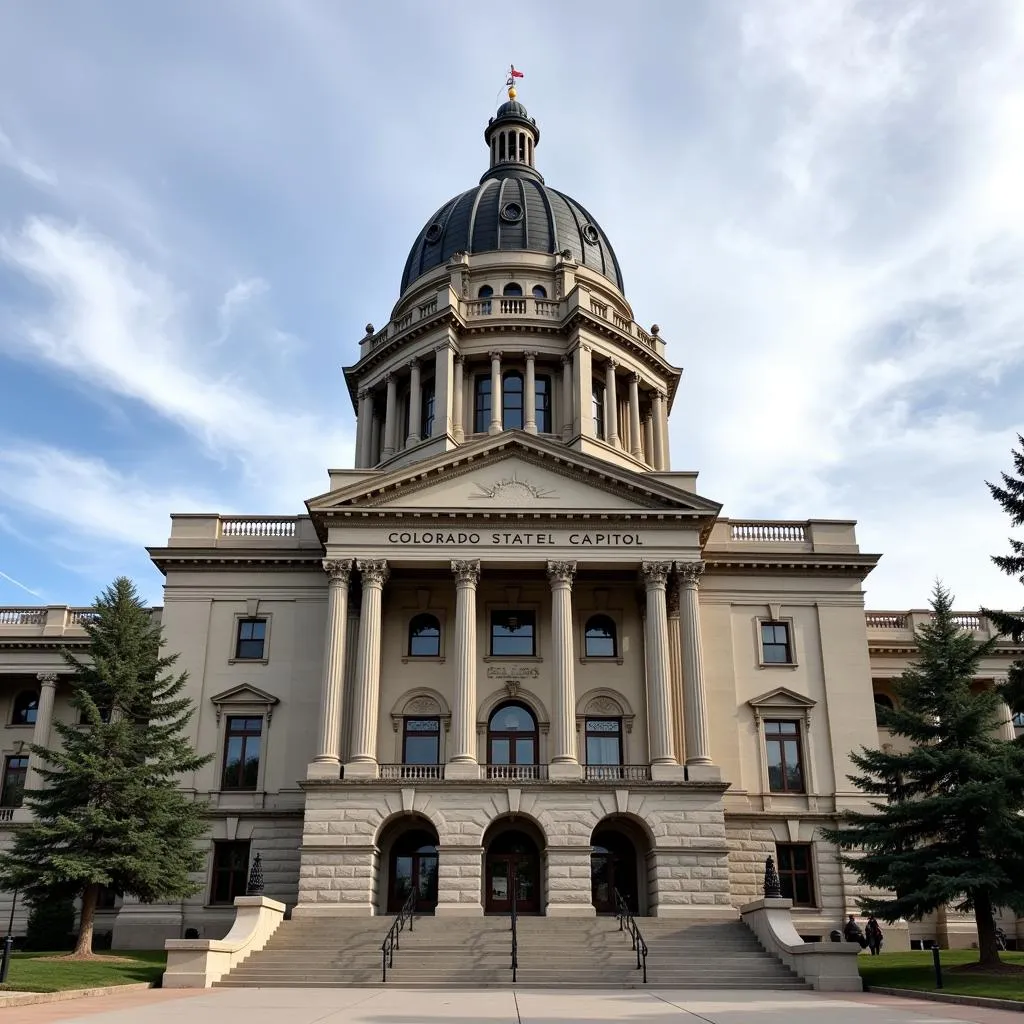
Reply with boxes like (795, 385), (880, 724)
(0, 887), (18, 984)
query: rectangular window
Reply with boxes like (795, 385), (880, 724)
(421, 380), (436, 438)
(592, 384), (605, 440)
(1013, 711), (1024, 729)
(765, 720), (805, 793)
(210, 840), (250, 905)
(235, 618), (267, 660)
(776, 843), (815, 906)
(474, 376), (492, 433)
(585, 719), (623, 766)
(535, 375), (551, 433)
(761, 621), (792, 664)
(491, 610), (536, 657)
(221, 716), (263, 790)
(1, 755), (28, 808)
(403, 718), (440, 764)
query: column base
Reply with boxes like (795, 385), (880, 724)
(434, 902), (484, 917)
(685, 763), (722, 782)
(306, 760), (341, 781)
(650, 762), (686, 781)
(343, 760), (380, 779)
(548, 761), (583, 781)
(444, 762), (482, 780)
(546, 903), (597, 917)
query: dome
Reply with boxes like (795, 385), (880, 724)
(399, 94), (624, 296)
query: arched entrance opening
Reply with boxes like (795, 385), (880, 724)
(377, 815), (439, 914)
(590, 816), (651, 915)
(483, 817), (544, 915)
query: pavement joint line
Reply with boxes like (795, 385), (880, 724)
(650, 992), (718, 1022)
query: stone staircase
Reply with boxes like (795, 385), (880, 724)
(216, 913), (807, 988)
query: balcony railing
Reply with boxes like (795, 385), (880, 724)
(0, 807), (15, 823)
(379, 764), (443, 781)
(0, 609), (46, 626)
(583, 765), (652, 782)
(485, 764), (548, 781)
(730, 522), (808, 543)
(220, 518), (297, 538)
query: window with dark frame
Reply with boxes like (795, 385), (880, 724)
(873, 693), (894, 725)
(210, 840), (250, 905)
(776, 843), (815, 906)
(402, 717), (440, 765)
(502, 282), (523, 297)
(592, 384), (605, 440)
(408, 614), (441, 657)
(502, 372), (524, 429)
(491, 610), (536, 657)
(585, 718), (623, 766)
(421, 379), (436, 438)
(221, 716), (263, 790)
(1014, 711), (1024, 729)
(535, 375), (551, 433)
(487, 703), (537, 766)
(584, 615), (617, 658)
(235, 618), (267, 660)
(478, 285), (494, 298)
(0, 755), (28, 808)
(11, 690), (38, 725)
(765, 720), (805, 793)
(532, 284), (547, 299)
(474, 376), (492, 433)
(760, 621), (793, 664)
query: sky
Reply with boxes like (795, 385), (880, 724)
(0, 0), (1022, 612)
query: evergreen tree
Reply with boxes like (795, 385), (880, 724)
(0, 578), (211, 957)
(820, 583), (1024, 968)
(983, 434), (1024, 716)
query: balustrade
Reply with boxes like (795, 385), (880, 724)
(499, 298), (527, 314)
(583, 765), (651, 782)
(484, 764), (547, 781)
(865, 613), (908, 629)
(730, 522), (807, 542)
(0, 609), (45, 626)
(220, 518), (297, 538)
(379, 764), (443, 781)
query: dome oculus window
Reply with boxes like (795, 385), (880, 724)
(424, 223), (443, 244)
(582, 224), (600, 245)
(500, 202), (523, 223)
(408, 614), (442, 658)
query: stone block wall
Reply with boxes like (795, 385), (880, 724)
(724, 818), (776, 904)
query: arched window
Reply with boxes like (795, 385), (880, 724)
(502, 371), (524, 429)
(478, 285), (494, 299)
(11, 690), (38, 726)
(873, 693), (894, 725)
(532, 285), (547, 299)
(502, 283), (523, 297)
(584, 615), (617, 658)
(408, 614), (441, 657)
(487, 702), (538, 769)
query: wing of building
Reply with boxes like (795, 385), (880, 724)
(1, 90), (1022, 953)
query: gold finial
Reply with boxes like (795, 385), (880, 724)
(508, 85), (517, 100)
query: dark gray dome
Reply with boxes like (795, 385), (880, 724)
(401, 176), (624, 295)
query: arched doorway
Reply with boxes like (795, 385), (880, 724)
(380, 818), (439, 914)
(590, 817), (651, 915)
(484, 828), (541, 914)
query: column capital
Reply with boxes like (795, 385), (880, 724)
(451, 559), (481, 586)
(322, 559), (353, 584)
(384, 371), (394, 384)
(629, 372), (641, 386)
(435, 340), (457, 354)
(546, 560), (577, 586)
(407, 356), (420, 370)
(606, 357), (618, 370)
(454, 351), (465, 364)
(676, 560), (705, 588)
(357, 387), (372, 401)
(488, 350), (503, 363)
(651, 388), (665, 402)
(523, 349), (538, 361)
(357, 558), (389, 587)
(640, 561), (672, 588)
(560, 353), (571, 366)
(666, 584), (681, 618)
(36, 672), (58, 686)
(579, 342), (592, 352)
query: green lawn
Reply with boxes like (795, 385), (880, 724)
(0, 950), (166, 993)
(860, 949), (1024, 1002)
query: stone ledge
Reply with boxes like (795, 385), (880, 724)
(0, 981), (154, 1009)
(867, 986), (1024, 1012)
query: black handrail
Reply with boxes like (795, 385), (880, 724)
(614, 888), (647, 983)
(380, 887), (417, 982)
(510, 878), (518, 982)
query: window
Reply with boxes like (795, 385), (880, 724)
(765, 720), (805, 793)
(408, 614), (441, 657)
(403, 718), (440, 765)
(502, 372), (524, 429)
(11, 690), (38, 726)
(221, 716), (263, 790)
(535, 375), (551, 433)
(491, 610), (536, 656)
(474, 376), (492, 433)
(210, 840), (250, 905)
(487, 703), (537, 766)
(584, 615), (617, 658)
(873, 693), (894, 725)
(421, 379), (435, 438)
(760, 621), (793, 664)
(1014, 711), (1024, 729)
(585, 719), (622, 766)
(1, 755), (28, 808)
(532, 285), (547, 299)
(592, 384), (605, 440)
(502, 282), (523, 296)
(478, 285), (494, 298)
(776, 843), (815, 906)
(235, 618), (267, 660)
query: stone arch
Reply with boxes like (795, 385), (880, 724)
(590, 813), (655, 916)
(477, 686), (550, 732)
(575, 688), (637, 763)
(374, 810), (442, 915)
(481, 813), (548, 915)
(389, 688), (452, 759)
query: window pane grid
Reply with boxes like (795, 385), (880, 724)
(503, 373), (524, 429)
(1, 755), (28, 808)
(491, 611), (535, 656)
(776, 843), (815, 906)
(474, 376), (491, 433)
(222, 716), (263, 791)
(765, 719), (805, 793)
(211, 840), (250, 905)
(535, 376), (551, 433)
(761, 621), (792, 663)
(235, 618), (267, 659)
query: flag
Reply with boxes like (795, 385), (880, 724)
(510, 66), (524, 79)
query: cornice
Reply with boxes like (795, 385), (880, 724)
(146, 548), (325, 575)
(704, 552), (880, 580)
(0, 638), (89, 652)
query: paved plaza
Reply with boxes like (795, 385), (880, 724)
(4, 988), (1024, 1024)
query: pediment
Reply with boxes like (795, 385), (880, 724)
(747, 687), (817, 712)
(210, 685), (280, 723)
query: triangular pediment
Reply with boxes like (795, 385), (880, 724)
(747, 687), (817, 711)
(210, 684), (280, 723)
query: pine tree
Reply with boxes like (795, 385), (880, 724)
(983, 434), (1024, 716)
(0, 578), (212, 958)
(820, 583), (1024, 968)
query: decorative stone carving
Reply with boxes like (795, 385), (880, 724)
(560, 354), (570, 366)
(357, 559), (389, 587)
(666, 583), (681, 617)
(451, 560), (481, 586)
(405, 695), (441, 714)
(523, 349), (538, 361)
(488, 351), (503, 362)
(504, 681), (522, 698)
(357, 388), (371, 402)
(472, 473), (557, 502)
(383, 371), (394, 384)
(546, 561), (577, 585)
(487, 665), (539, 680)
(407, 357), (419, 370)
(677, 560), (705, 587)
(322, 559), (353, 584)
(606, 358), (618, 369)
(586, 696), (622, 715)
(640, 561), (671, 588)
(36, 672), (58, 685)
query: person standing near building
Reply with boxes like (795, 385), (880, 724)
(865, 916), (884, 955)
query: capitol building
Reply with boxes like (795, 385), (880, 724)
(1, 88), (1021, 953)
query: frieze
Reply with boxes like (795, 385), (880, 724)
(486, 665), (540, 680)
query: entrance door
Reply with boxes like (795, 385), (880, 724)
(485, 830), (540, 914)
(389, 829), (439, 913)
(591, 830), (638, 914)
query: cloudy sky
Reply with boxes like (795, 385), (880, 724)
(0, 0), (1022, 612)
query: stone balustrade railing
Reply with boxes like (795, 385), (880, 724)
(730, 522), (808, 543)
(0, 608), (46, 626)
(0, 606), (159, 634)
(865, 610), (1004, 639)
(220, 518), (297, 538)
(379, 764), (443, 781)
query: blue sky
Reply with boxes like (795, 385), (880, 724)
(0, 0), (1022, 612)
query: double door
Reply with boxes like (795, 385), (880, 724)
(486, 852), (539, 914)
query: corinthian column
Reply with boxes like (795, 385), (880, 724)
(489, 351), (503, 434)
(605, 359), (619, 447)
(666, 581), (686, 765)
(346, 559), (388, 777)
(641, 562), (683, 780)
(308, 559), (352, 779)
(447, 560), (481, 779)
(628, 374), (643, 459)
(453, 355), (465, 441)
(406, 358), (422, 446)
(677, 560), (719, 780)
(651, 391), (666, 470)
(382, 373), (398, 458)
(24, 673), (58, 794)
(561, 354), (573, 441)
(524, 351), (538, 433)
(548, 561), (581, 779)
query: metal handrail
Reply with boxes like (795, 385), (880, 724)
(614, 888), (647, 983)
(380, 887), (417, 982)
(510, 877), (518, 983)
